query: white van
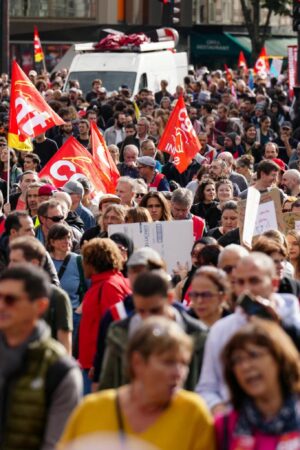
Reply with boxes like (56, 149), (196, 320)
(60, 39), (188, 97)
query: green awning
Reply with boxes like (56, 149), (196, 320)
(190, 32), (251, 58)
(191, 32), (297, 59)
(228, 35), (297, 58)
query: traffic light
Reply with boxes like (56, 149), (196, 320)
(159, 0), (181, 26)
(293, 0), (300, 31)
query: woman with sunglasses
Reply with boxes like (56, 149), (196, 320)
(215, 320), (300, 450)
(187, 266), (231, 328)
(140, 191), (172, 222)
(133, 178), (148, 206)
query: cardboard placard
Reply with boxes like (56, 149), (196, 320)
(283, 212), (300, 232)
(108, 220), (194, 274)
(238, 189), (285, 246)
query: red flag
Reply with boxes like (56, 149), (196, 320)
(254, 47), (270, 75)
(238, 51), (248, 72)
(8, 61), (65, 151)
(158, 96), (201, 173)
(90, 121), (119, 193)
(34, 26), (44, 63)
(39, 136), (106, 193)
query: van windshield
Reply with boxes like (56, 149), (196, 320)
(67, 71), (136, 95)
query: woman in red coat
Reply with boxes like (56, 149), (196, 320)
(79, 238), (131, 393)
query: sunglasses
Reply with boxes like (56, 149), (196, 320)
(222, 265), (235, 274)
(45, 215), (64, 222)
(0, 293), (24, 306)
(135, 193), (145, 198)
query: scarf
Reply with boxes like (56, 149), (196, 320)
(235, 396), (300, 437)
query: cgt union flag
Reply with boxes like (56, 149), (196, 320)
(8, 61), (64, 151)
(34, 26), (44, 63)
(39, 136), (106, 193)
(158, 95), (201, 173)
(90, 121), (119, 193)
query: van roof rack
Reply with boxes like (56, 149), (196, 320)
(73, 40), (175, 54)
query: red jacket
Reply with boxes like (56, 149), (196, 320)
(192, 214), (205, 240)
(78, 270), (131, 369)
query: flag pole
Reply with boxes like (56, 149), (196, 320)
(6, 147), (10, 203)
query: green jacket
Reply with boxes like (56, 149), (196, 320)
(99, 309), (207, 391)
(2, 325), (72, 450)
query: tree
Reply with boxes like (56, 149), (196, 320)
(239, 0), (292, 61)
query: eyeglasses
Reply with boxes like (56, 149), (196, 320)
(135, 193), (145, 198)
(222, 265), (235, 274)
(188, 290), (220, 301)
(0, 143), (7, 147)
(0, 293), (24, 306)
(45, 215), (64, 222)
(231, 349), (270, 367)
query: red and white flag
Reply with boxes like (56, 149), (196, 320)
(254, 47), (270, 75)
(90, 121), (119, 193)
(8, 61), (64, 151)
(158, 95), (201, 173)
(34, 26), (44, 63)
(39, 136), (106, 193)
(238, 51), (248, 72)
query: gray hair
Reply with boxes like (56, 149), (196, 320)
(218, 244), (249, 266)
(117, 176), (136, 192)
(171, 188), (193, 209)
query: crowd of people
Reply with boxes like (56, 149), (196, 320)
(1, 62), (300, 450)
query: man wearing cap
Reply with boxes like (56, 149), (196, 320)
(38, 184), (57, 205)
(275, 121), (298, 164)
(33, 133), (58, 168)
(137, 156), (170, 192)
(62, 180), (95, 231)
(104, 112), (126, 146)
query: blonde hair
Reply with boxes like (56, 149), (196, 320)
(127, 317), (193, 380)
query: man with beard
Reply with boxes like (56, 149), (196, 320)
(281, 169), (300, 197)
(104, 112), (126, 146)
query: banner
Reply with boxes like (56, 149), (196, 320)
(158, 95), (201, 173)
(39, 136), (106, 193)
(8, 61), (65, 151)
(288, 45), (298, 99)
(34, 26), (44, 63)
(90, 121), (119, 193)
(108, 220), (194, 274)
(238, 51), (248, 72)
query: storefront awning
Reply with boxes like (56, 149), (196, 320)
(191, 32), (297, 61)
(190, 32), (251, 59)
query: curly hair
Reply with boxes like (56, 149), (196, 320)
(82, 237), (123, 273)
(194, 178), (216, 204)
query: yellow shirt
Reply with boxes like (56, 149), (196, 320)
(58, 389), (216, 450)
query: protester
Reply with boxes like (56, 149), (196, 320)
(207, 201), (238, 240)
(59, 317), (215, 450)
(140, 191), (172, 221)
(286, 230), (300, 280)
(0, 265), (82, 449)
(79, 238), (131, 393)
(192, 179), (221, 229)
(216, 320), (300, 449)
(99, 270), (207, 391)
(171, 188), (205, 240)
(9, 236), (73, 354)
(188, 266), (231, 328)
(196, 252), (300, 414)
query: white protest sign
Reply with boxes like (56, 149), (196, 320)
(108, 220), (194, 274)
(254, 200), (278, 235)
(242, 187), (260, 247)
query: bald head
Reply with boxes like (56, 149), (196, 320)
(282, 169), (300, 196)
(234, 252), (277, 299)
